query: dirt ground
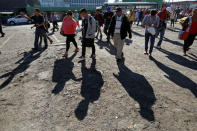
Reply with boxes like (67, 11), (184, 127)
(0, 23), (197, 131)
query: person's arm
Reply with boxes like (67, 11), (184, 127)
(142, 15), (150, 26)
(126, 16), (132, 38)
(20, 12), (32, 21)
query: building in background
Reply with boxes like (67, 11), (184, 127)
(170, 1), (197, 9)
(122, 0), (163, 7)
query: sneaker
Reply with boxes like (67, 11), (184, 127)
(144, 51), (148, 55)
(157, 45), (161, 49)
(63, 52), (68, 57)
(90, 54), (96, 58)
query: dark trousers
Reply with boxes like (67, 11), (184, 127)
(145, 33), (156, 54)
(171, 19), (175, 27)
(0, 23), (4, 35)
(66, 34), (78, 51)
(82, 38), (95, 57)
(52, 21), (58, 32)
(184, 34), (197, 51)
(137, 18), (143, 26)
(104, 24), (109, 36)
(156, 27), (166, 46)
(34, 28), (48, 49)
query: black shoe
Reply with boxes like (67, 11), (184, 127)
(90, 54), (96, 58)
(116, 58), (122, 63)
(44, 46), (48, 50)
(1, 33), (5, 37)
(32, 48), (40, 52)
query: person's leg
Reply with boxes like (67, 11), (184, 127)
(39, 35), (42, 46)
(145, 33), (150, 53)
(149, 35), (156, 54)
(82, 38), (86, 57)
(184, 34), (196, 52)
(98, 26), (102, 39)
(34, 29), (40, 49)
(172, 19), (175, 27)
(66, 35), (71, 52)
(113, 34), (118, 49)
(104, 25), (108, 36)
(70, 35), (78, 49)
(170, 19), (172, 27)
(47, 35), (53, 44)
(52, 22), (55, 32)
(41, 30), (48, 49)
(116, 34), (124, 59)
(91, 39), (95, 56)
(157, 28), (166, 47)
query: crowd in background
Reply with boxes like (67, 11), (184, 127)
(1, 6), (196, 60)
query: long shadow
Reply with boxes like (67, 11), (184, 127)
(52, 52), (79, 94)
(163, 37), (183, 47)
(113, 62), (156, 121)
(167, 28), (180, 32)
(159, 49), (197, 70)
(132, 30), (145, 37)
(0, 50), (43, 89)
(75, 58), (104, 120)
(151, 58), (197, 98)
(95, 40), (116, 56)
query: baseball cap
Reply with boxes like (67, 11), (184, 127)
(116, 7), (122, 12)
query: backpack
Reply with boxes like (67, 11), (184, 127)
(88, 16), (97, 32)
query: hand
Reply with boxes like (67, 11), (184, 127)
(152, 25), (157, 28)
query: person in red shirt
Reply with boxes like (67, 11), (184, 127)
(94, 9), (104, 40)
(61, 11), (79, 57)
(156, 8), (170, 49)
(183, 8), (197, 55)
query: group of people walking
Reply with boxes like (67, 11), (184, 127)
(7, 6), (197, 62)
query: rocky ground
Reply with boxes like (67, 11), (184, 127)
(0, 23), (197, 131)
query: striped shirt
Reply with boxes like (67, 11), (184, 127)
(142, 15), (160, 33)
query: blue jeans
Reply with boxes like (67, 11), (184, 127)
(145, 33), (156, 54)
(156, 27), (166, 46)
(34, 28), (48, 49)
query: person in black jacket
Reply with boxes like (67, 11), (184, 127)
(108, 7), (132, 62)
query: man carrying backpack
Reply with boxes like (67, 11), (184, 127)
(108, 7), (132, 62)
(156, 8), (170, 49)
(80, 8), (97, 60)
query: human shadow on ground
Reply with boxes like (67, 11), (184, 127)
(151, 58), (197, 98)
(132, 30), (145, 37)
(95, 40), (116, 55)
(167, 28), (180, 32)
(158, 49), (197, 70)
(0, 50), (43, 90)
(52, 52), (79, 94)
(163, 37), (183, 47)
(113, 62), (156, 121)
(75, 58), (104, 120)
